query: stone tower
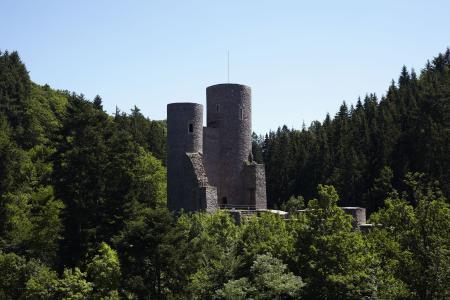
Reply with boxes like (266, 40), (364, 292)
(167, 103), (217, 212)
(204, 84), (252, 207)
(167, 84), (267, 212)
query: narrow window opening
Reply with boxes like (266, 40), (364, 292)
(188, 123), (193, 133)
(240, 108), (244, 120)
(216, 104), (220, 113)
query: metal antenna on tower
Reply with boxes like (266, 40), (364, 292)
(227, 50), (230, 83)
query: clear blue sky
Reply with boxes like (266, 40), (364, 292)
(1, 0), (449, 134)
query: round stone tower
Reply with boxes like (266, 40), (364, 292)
(167, 102), (203, 211)
(205, 83), (252, 206)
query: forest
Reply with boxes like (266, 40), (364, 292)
(0, 49), (449, 299)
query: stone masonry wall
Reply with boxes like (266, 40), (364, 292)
(167, 103), (204, 212)
(243, 163), (267, 209)
(187, 152), (218, 212)
(205, 84), (252, 206)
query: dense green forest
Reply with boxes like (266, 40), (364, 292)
(255, 52), (450, 212)
(0, 49), (449, 299)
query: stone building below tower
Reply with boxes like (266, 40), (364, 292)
(167, 83), (267, 212)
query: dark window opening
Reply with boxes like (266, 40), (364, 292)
(221, 196), (228, 205)
(216, 104), (220, 112)
(240, 108), (243, 120)
(188, 123), (193, 133)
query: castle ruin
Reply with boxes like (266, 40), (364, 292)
(167, 83), (267, 212)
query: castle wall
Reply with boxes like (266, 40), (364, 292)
(205, 84), (252, 206)
(186, 153), (218, 212)
(199, 186), (218, 213)
(203, 126), (220, 191)
(342, 207), (367, 228)
(243, 163), (267, 209)
(167, 103), (204, 211)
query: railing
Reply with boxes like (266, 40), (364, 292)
(219, 204), (256, 211)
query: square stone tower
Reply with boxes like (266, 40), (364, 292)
(167, 84), (267, 212)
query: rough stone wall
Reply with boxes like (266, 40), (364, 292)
(167, 103), (204, 211)
(342, 207), (367, 227)
(186, 153), (218, 212)
(203, 126), (220, 192)
(243, 163), (268, 209)
(200, 186), (218, 212)
(205, 84), (252, 206)
(186, 152), (209, 186)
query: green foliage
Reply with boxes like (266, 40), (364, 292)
(239, 212), (294, 269)
(129, 147), (167, 209)
(0, 50), (30, 132)
(294, 185), (372, 299)
(260, 49), (450, 210)
(0, 251), (58, 300)
(53, 93), (167, 266)
(370, 173), (450, 299)
(215, 277), (253, 300)
(251, 132), (264, 163)
(1, 49), (450, 299)
(3, 192), (33, 250)
(364, 227), (412, 299)
(0, 118), (32, 195)
(114, 105), (167, 163)
(217, 254), (304, 300)
(55, 268), (93, 300)
(178, 211), (241, 299)
(22, 83), (67, 147)
(23, 260), (59, 300)
(114, 207), (179, 299)
(0, 251), (29, 299)
(2, 186), (64, 265)
(363, 165), (394, 212)
(281, 195), (305, 213)
(86, 242), (121, 299)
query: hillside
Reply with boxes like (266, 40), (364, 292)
(257, 50), (450, 212)
(0, 50), (449, 299)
